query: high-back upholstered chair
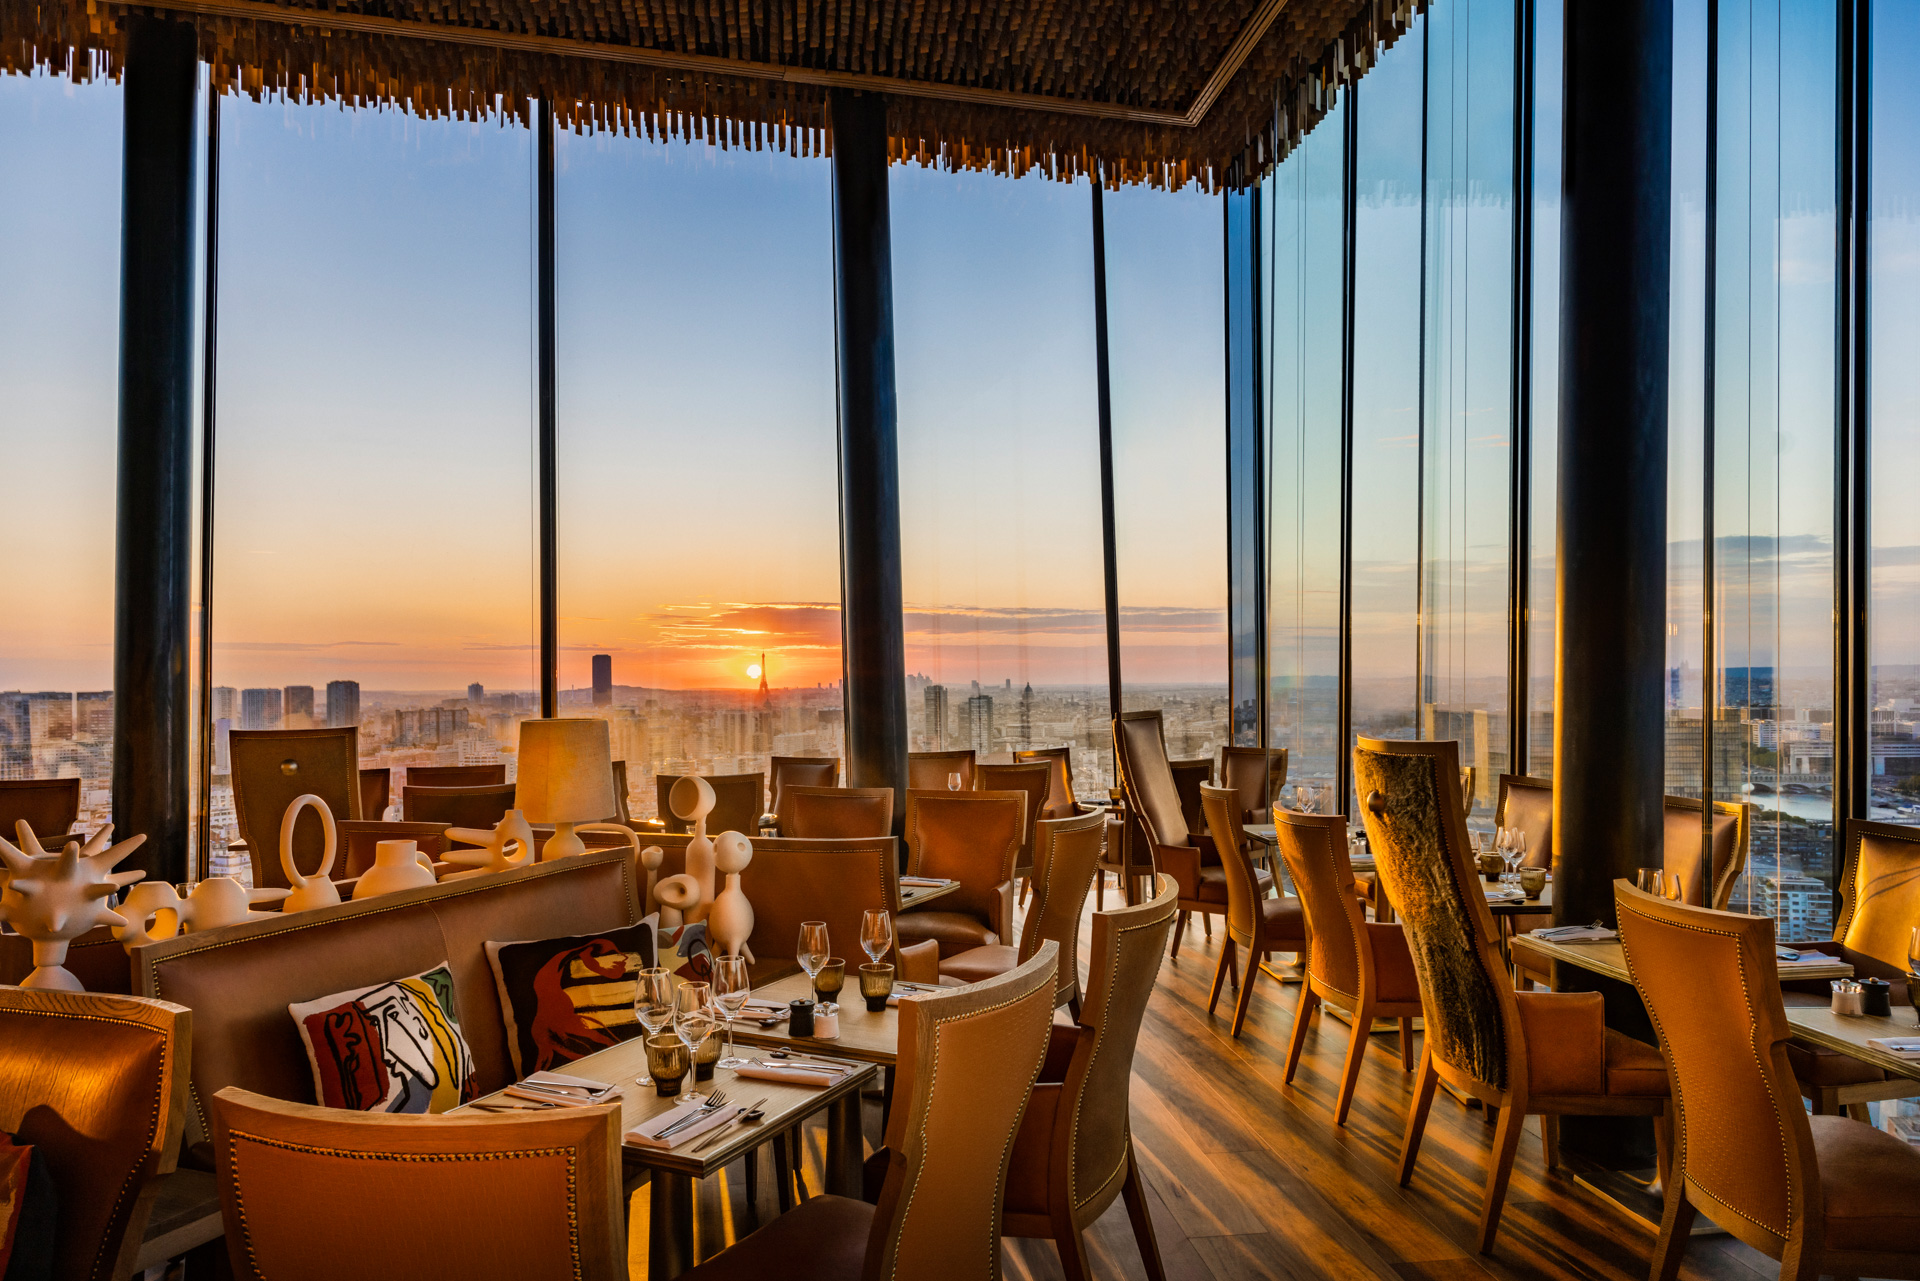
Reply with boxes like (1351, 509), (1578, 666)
(230, 726), (363, 888)
(1614, 882), (1920, 1281)
(1353, 737), (1671, 1254)
(1114, 710), (1270, 957)
(608, 759), (632, 822)
(1780, 818), (1920, 1117)
(782, 786), (895, 839)
(974, 760), (1052, 899)
(656, 772), (764, 835)
(906, 748), (977, 792)
(357, 766), (391, 821)
(735, 836), (905, 984)
(1168, 758), (1212, 838)
(1197, 785), (1307, 1037)
(1003, 877), (1177, 1279)
(1661, 795), (1750, 908)
(1269, 807), (1422, 1123)
(0, 988), (191, 1281)
(1013, 746), (1079, 820)
(935, 808), (1108, 1008)
(335, 819), (452, 878)
(404, 762), (507, 788)
(402, 782), (518, 830)
(893, 790), (1026, 957)
(0, 777), (81, 839)
(211, 1088), (624, 1281)
(1495, 774), (1553, 870)
(1219, 746), (1288, 823)
(769, 756), (841, 827)
(679, 948), (1060, 1281)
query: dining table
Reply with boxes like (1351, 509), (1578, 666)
(896, 877), (960, 910)
(454, 1032), (878, 1280)
(729, 970), (916, 1067)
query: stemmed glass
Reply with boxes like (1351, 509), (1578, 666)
(798, 921), (830, 989)
(861, 909), (893, 967)
(633, 967), (674, 1084)
(674, 983), (718, 1094)
(947, 772), (964, 792)
(1908, 927), (1919, 1028)
(1295, 785), (1315, 815)
(712, 955), (752, 1069)
(1504, 830), (1527, 884)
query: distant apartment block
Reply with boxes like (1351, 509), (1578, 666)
(240, 687), (284, 730)
(965, 693), (995, 755)
(592, 655), (613, 707)
(468, 682), (485, 704)
(326, 680), (361, 728)
(923, 684), (949, 749)
(283, 685), (315, 728)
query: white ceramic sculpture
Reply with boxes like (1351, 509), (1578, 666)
(640, 845), (665, 915)
(652, 776), (719, 928)
(279, 794), (343, 914)
(0, 821), (147, 990)
(352, 840), (438, 899)
(442, 809), (537, 880)
(707, 830), (755, 962)
(115, 876), (274, 949)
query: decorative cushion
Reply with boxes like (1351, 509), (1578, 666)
(0, 1133), (56, 1281)
(485, 921), (658, 1077)
(289, 963), (477, 1113)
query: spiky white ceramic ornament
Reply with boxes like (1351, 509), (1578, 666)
(0, 821), (147, 991)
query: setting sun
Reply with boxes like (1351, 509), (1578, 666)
(746, 663), (762, 680)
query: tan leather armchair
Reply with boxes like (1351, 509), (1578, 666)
(734, 835), (905, 984)
(906, 748), (975, 792)
(1497, 774), (1556, 975)
(1354, 737), (1670, 1254)
(1661, 794), (1749, 909)
(937, 808), (1107, 1009)
(1114, 710), (1270, 957)
(0, 988), (191, 1281)
(357, 765), (391, 821)
(1271, 808), (1421, 1123)
(975, 760), (1051, 902)
(1013, 746), (1081, 820)
(894, 790), (1025, 957)
(657, 771), (764, 835)
(769, 755), (841, 828)
(1002, 877), (1176, 1280)
(402, 781), (517, 829)
(1615, 881), (1920, 1281)
(230, 726), (364, 888)
(1198, 785), (1307, 1037)
(1220, 745), (1287, 823)
(680, 947), (1060, 1281)
(1169, 757), (1212, 837)
(782, 786), (894, 839)
(211, 1087), (624, 1281)
(404, 762), (507, 787)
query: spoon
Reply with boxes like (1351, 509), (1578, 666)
(692, 1097), (769, 1152)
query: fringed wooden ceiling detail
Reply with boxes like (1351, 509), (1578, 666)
(1, 0), (1420, 188)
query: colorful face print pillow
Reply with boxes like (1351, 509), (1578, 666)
(290, 963), (478, 1113)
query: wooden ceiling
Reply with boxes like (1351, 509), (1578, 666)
(3, 0), (1417, 187)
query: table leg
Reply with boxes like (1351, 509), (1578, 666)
(648, 1168), (695, 1281)
(825, 1095), (865, 1197)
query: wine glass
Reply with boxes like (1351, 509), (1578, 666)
(861, 909), (893, 966)
(1907, 927), (1919, 1028)
(798, 921), (830, 986)
(712, 955), (751, 1069)
(1505, 830), (1527, 884)
(673, 982), (718, 1094)
(633, 967), (674, 1084)
(947, 772), (963, 792)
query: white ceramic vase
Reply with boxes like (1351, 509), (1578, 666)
(353, 840), (438, 900)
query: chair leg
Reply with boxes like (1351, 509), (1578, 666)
(1207, 938), (1238, 1016)
(1019, 878), (1030, 908)
(1283, 986), (1320, 1084)
(1169, 911), (1188, 958)
(1399, 1017), (1416, 1071)
(773, 1133), (795, 1213)
(1096, 871), (1106, 912)
(1541, 1114), (1559, 1171)
(1399, 1048), (1439, 1187)
(1120, 1144), (1168, 1281)
(1476, 1099), (1527, 1254)
(1649, 1184), (1697, 1281)
(745, 1142), (760, 1218)
(1052, 1213), (1093, 1281)
(1202, 912), (1212, 938)
(1845, 1101), (1873, 1123)
(1653, 1108), (1673, 1190)
(1332, 999), (1373, 1126)
(1229, 942), (1260, 1037)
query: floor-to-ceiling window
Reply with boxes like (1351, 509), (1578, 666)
(0, 68), (124, 835)
(1106, 183), (1228, 767)
(894, 167), (1109, 797)
(555, 131), (841, 822)
(1526, 0), (1564, 779)
(210, 101), (536, 878)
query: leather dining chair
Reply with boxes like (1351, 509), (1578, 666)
(0, 987), (191, 1281)
(935, 808), (1107, 1010)
(211, 1088), (625, 1281)
(402, 782), (517, 831)
(736, 835), (905, 985)
(335, 819), (452, 878)
(229, 727), (364, 888)
(656, 772), (764, 836)
(1661, 794), (1750, 909)
(1496, 774), (1553, 869)
(1269, 807), (1422, 1123)
(1353, 737), (1671, 1254)
(1197, 785), (1308, 1037)
(769, 756), (841, 828)
(906, 748), (976, 792)
(781, 786), (895, 839)
(1013, 746), (1080, 820)
(1114, 710), (1271, 958)
(357, 766), (392, 821)
(0, 777), (81, 841)
(1169, 757), (1212, 839)
(893, 790), (1026, 958)
(1219, 746), (1287, 823)
(974, 760), (1052, 903)
(1779, 818), (1920, 1119)
(679, 948), (1059, 1281)
(1614, 881), (1920, 1281)
(1002, 877), (1177, 1280)
(404, 762), (507, 788)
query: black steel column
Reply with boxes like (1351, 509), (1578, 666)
(538, 100), (559, 718)
(1834, 0), (1870, 854)
(1554, 0), (1673, 928)
(1225, 185), (1265, 751)
(831, 92), (907, 829)
(1508, 0), (1536, 776)
(1092, 177), (1124, 722)
(114, 13), (200, 884)
(1337, 91), (1357, 813)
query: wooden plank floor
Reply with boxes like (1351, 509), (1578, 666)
(629, 890), (1797, 1281)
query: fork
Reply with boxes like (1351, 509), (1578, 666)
(653, 1089), (729, 1141)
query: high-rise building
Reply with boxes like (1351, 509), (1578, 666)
(75, 691), (113, 738)
(1019, 683), (1034, 749)
(468, 682), (485, 704)
(0, 694), (29, 778)
(212, 686), (237, 725)
(923, 684), (949, 749)
(326, 680), (361, 728)
(240, 688), (283, 730)
(283, 685), (315, 728)
(965, 693), (994, 755)
(213, 718), (232, 773)
(592, 654), (613, 707)
(27, 693), (74, 743)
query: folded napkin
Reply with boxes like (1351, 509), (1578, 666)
(1776, 953), (1845, 967)
(504, 1071), (619, 1108)
(729, 1000), (790, 1024)
(1529, 925), (1617, 943)
(625, 1098), (744, 1150)
(1485, 888), (1526, 902)
(1867, 1036), (1920, 1060)
(899, 875), (950, 888)
(733, 1061), (852, 1088)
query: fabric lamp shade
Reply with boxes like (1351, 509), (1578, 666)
(515, 719), (614, 824)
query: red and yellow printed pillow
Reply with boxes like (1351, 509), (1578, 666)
(485, 921), (657, 1077)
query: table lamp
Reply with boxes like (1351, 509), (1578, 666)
(516, 718), (614, 860)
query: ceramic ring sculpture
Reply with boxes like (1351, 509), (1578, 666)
(279, 794), (343, 913)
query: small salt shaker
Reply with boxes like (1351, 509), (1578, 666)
(813, 1003), (840, 1039)
(1831, 979), (1864, 1016)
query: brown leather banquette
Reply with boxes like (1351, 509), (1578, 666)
(133, 848), (640, 1163)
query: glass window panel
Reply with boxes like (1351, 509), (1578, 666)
(555, 134), (840, 822)
(1527, 0), (1564, 780)
(211, 102), (535, 881)
(1107, 184), (1228, 765)
(894, 169), (1109, 797)
(0, 69), (122, 834)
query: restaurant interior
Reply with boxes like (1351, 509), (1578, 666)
(4, 0), (1920, 1276)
